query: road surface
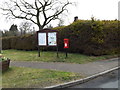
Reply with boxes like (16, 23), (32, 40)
(60, 69), (119, 89)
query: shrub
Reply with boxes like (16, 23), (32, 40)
(2, 20), (119, 56)
(0, 54), (8, 61)
(2, 34), (37, 50)
(55, 20), (119, 55)
(2, 37), (12, 50)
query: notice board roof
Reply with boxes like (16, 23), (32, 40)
(37, 28), (58, 32)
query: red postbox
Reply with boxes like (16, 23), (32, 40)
(64, 39), (69, 48)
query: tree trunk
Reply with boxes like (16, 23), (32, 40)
(38, 25), (43, 30)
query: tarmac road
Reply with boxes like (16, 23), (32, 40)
(62, 69), (119, 89)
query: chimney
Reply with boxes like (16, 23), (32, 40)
(74, 16), (78, 22)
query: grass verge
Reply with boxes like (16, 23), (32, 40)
(3, 49), (118, 64)
(2, 67), (82, 88)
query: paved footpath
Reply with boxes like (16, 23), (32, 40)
(10, 58), (119, 76)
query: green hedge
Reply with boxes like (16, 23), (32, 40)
(2, 20), (119, 56)
(54, 20), (119, 55)
(2, 37), (11, 50)
(2, 34), (37, 50)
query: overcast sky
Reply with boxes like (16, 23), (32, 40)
(0, 0), (119, 31)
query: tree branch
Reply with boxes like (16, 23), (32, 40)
(44, 1), (70, 26)
(20, 0), (36, 9)
(0, 0), (72, 30)
(13, 0), (36, 16)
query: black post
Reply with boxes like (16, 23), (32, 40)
(65, 48), (68, 58)
(57, 46), (59, 58)
(38, 46), (40, 57)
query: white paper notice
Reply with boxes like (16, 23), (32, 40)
(48, 32), (57, 46)
(38, 33), (47, 46)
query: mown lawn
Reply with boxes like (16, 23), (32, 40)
(2, 67), (82, 88)
(3, 49), (117, 64)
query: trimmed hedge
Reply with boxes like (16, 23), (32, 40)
(2, 34), (37, 50)
(54, 20), (119, 55)
(2, 37), (11, 50)
(2, 20), (120, 56)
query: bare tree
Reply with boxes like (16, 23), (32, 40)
(57, 18), (64, 27)
(19, 21), (32, 35)
(46, 24), (53, 29)
(0, 0), (72, 30)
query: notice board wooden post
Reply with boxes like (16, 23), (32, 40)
(38, 46), (40, 57)
(56, 46), (59, 58)
(37, 29), (58, 57)
(37, 31), (47, 57)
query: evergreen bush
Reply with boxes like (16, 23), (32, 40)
(2, 20), (119, 56)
